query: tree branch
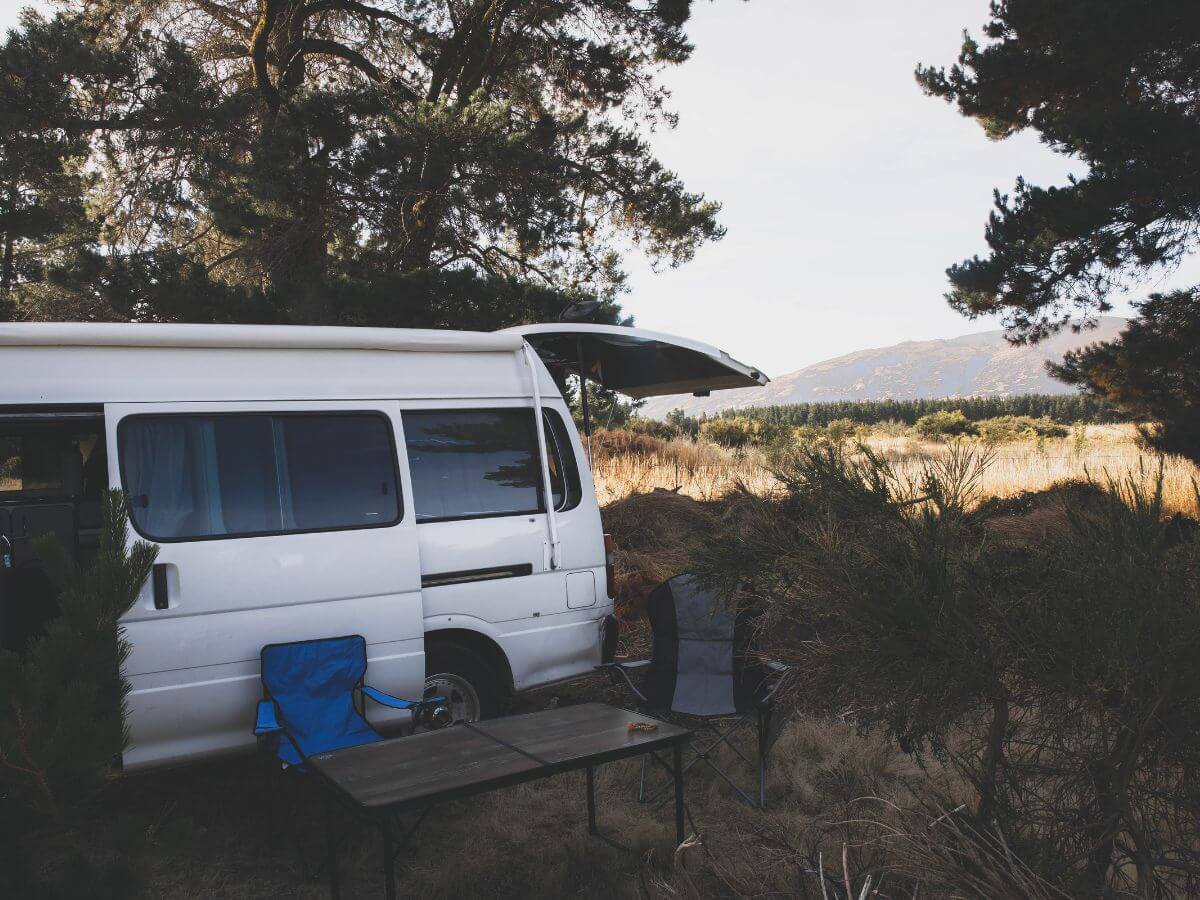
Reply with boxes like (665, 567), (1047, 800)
(283, 38), (383, 85)
(249, 0), (281, 114)
(303, 0), (405, 25)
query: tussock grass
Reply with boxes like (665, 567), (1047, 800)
(596, 424), (1200, 518)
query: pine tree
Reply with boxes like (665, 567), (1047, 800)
(5, 2), (728, 328)
(0, 491), (157, 894)
(918, 0), (1200, 461)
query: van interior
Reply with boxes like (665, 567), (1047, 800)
(0, 409), (107, 653)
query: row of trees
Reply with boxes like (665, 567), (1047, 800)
(654, 393), (1125, 437)
(0, 1), (724, 327)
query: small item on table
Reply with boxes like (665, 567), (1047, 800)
(627, 721), (658, 734)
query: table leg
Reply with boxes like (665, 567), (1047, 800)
(325, 798), (340, 900)
(586, 765), (597, 835)
(382, 818), (396, 900)
(672, 744), (685, 846)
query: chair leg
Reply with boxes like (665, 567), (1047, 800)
(644, 717), (765, 810)
(586, 766), (597, 834)
(672, 744), (685, 845)
(382, 818), (397, 900)
(638, 754), (648, 803)
(757, 707), (769, 809)
(325, 797), (340, 900)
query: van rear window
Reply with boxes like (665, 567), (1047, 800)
(118, 413), (400, 541)
(404, 409), (581, 523)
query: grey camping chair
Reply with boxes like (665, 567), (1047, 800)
(599, 573), (788, 809)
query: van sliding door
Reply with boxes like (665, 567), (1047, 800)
(106, 400), (425, 771)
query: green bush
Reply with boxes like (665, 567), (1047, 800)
(624, 416), (677, 441)
(973, 415), (1068, 443)
(0, 491), (157, 895)
(699, 416), (785, 449)
(914, 409), (970, 439)
(824, 417), (861, 442)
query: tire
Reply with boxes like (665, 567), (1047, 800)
(423, 641), (503, 722)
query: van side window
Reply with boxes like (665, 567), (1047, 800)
(118, 413), (400, 541)
(543, 409), (582, 513)
(403, 408), (581, 523)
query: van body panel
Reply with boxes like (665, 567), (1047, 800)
(403, 395), (607, 623)
(107, 400), (426, 771)
(0, 345), (558, 406)
(493, 610), (606, 690)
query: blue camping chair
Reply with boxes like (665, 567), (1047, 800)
(254, 634), (449, 767)
(253, 635), (451, 894)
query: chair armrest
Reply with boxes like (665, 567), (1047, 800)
(361, 684), (419, 710)
(254, 699), (283, 736)
(595, 660), (651, 705)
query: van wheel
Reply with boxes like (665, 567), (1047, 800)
(423, 642), (500, 723)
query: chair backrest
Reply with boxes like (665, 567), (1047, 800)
(644, 573), (745, 717)
(260, 634), (382, 765)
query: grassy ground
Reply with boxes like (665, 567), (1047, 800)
(59, 425), (1199, 898)
(92, 679), (951, 899)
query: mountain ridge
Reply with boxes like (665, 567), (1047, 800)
(641, 317), (1127, 419)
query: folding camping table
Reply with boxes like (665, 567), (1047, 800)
(309, 702), (691, 899)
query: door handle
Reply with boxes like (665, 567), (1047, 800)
(152, 564), (170, 610)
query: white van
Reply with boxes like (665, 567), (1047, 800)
(0, 322), (765, 771)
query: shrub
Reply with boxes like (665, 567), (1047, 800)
(692, 447), (1200, 896)
(974, 415), (1069, 443)
(0, 491), (157, 895)
(914, 409), (970, 439)
(824, 417), (860, 442)
(699, 415), (784, 449)
(623, 416), (677, 441)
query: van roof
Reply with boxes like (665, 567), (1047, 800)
(0, 322), (524, 354)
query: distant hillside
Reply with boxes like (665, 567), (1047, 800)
(640, 317), (1127, 419)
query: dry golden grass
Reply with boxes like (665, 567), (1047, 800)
(866, 424), (1200, 517)
(591, 434), (772, 504)
(595, 424), (1200, 518)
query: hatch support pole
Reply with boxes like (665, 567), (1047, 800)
(523, 342), (561, 570)
(576, 337), (593, 463)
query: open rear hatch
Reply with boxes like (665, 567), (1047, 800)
(503, 324), (768, 399)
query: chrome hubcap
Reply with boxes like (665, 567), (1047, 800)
(423, 673), (481, 724)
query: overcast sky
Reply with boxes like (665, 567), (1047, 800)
(4, 1), (1196, 376)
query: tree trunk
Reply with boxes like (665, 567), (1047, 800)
(977, 695), (1008, 824)
(1084, 758), (1120, 896)
(1, 183), (16, 319)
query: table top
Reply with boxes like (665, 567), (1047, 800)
(309, 702), (690, 810)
